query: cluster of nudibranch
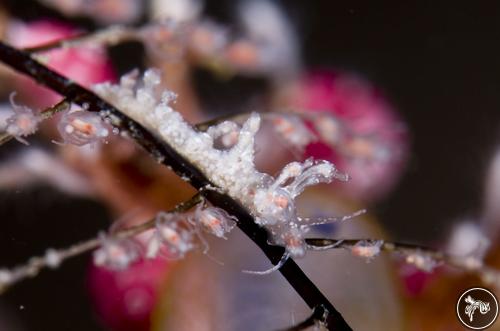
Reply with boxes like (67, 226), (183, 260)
(91, 69), (362, 272)
(0, 67), (364, 273)
(0, 68), (363, 273)
(92, 201), (237, 270)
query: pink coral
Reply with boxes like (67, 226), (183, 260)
(7, 20), (115, 107)
(88, 257), (169, 331)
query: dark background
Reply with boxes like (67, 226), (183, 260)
(1, 0), (500, 330)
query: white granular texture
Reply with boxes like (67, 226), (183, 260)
(94, 69), (265, 206)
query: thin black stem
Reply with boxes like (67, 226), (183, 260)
(0, 41), (352, 330)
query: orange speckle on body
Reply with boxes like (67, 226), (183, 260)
(273, 195), (289, 208)
(72, 118), (95, 135)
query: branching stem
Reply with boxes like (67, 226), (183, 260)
(306, 238), (500, 284)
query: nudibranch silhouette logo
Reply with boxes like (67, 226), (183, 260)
(457, 287), (498, 329)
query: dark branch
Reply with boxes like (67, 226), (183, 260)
(0, 41), (352, 331)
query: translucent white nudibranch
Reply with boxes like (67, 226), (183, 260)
(5, 92), (41, 145)
(253, 186), (295, 226)
(341, 135), (390, 162)
(350, 240), (384, 262)
(148, 212), (196, 259)
(191, 204), (237, 239)
(269, 114), (316, 151)
(246, 158), (355, 275)
(280, 227), (307, 258)
(57, 110), (110, 146)
(284, 159), (350, 198)
(311, 113), (345, 147)
(93, 233), (140, 270)
(404, 252), (440, 272)
(253, 158), (349, 228)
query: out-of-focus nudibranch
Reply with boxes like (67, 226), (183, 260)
(5, 92), (41, 145)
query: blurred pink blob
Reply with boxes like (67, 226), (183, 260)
(88, 257), (169, 331)
(7, 20), (116, 107)
(398, 263), (440, 297)
(293, 70), (409, 202)
(40, 0), (143, 25)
